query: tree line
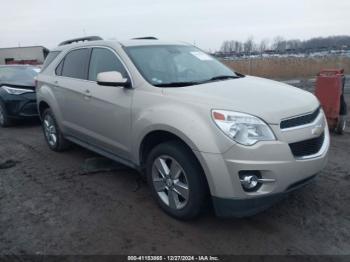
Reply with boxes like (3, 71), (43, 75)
(219, 35), (350, 54)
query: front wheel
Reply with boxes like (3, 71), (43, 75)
(146, 141), (207, 220)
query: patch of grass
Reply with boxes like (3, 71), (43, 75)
(222, 56), (350, 80)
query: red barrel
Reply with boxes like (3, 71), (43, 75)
(315, 69), (345, 132)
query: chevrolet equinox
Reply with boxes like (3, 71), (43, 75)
(36, 36), (330, 220)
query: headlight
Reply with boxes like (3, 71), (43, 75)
(1, 86), (34, 95)
(212, 110), (276, 146)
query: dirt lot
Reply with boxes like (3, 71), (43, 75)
(0, 94), (350, 255)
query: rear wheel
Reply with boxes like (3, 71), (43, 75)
(146, 141), (207, 220)
(0, 102), (12, 127)
(42, 108), (70, 151)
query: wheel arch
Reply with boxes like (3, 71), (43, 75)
(38, 100), (50, 120)
(138, 129), (212, 195)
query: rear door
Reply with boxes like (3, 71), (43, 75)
(54, 48), (92, 139)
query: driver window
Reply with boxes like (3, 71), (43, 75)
(88, 48), (128, 82)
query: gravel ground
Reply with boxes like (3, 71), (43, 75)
(0, 89), (349, 255)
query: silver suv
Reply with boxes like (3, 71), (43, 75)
(37, 36), (329, 219)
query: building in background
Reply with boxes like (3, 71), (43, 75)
(0, 46), (49, 65)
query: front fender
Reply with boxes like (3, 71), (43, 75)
(131, 103), (234, 165)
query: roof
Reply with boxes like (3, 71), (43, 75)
(51, 39), (190, 52)
(119, 39), (189, 47)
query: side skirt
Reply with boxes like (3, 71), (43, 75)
(65, 135), (140, 171)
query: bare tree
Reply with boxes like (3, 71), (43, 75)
(220, 35), (350, 56)
(259, 38), (269, 53)
(286, 39), (302, 50)
(244, 37), (254, 54)
(220, 41), (230, 53)
(235, 41), (243, 53)
(272, 36), (287, 52)
(220, 40), (245, 54)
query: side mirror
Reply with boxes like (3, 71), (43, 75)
(97, 71), (131, 88)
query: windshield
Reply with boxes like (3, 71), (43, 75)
(0, 66), (39, 86)
(125, 45), (240, 87)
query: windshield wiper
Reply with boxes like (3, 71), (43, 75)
(153, 74), (244, 87)
(205, 75), (242, 82)
(154, 81), (201, 87)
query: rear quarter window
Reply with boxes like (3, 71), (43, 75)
(41, 51), (61, 72)
(55, 59), (64, 76)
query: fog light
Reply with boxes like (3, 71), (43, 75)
(241, 175), (259, 189)
(239, 171), (262, 192)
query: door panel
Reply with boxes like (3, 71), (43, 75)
(78, 81), (133, 159)
(55, 77), (92, 140)
(75, 47), (133, 159)
(54, 48), (92, 139)
(55, 47), (133, 159)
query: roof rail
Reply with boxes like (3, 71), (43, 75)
(59, 36), (103, 46)
(132, 36), (158, 40)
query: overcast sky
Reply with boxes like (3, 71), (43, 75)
(0, 0), (349, 51)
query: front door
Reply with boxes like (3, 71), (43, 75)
(79, 47), (133, 160)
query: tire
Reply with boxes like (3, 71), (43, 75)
(146, 141), (208, 220)
(335, 115), (347, 135)
(340, 95), (347, 116)
(0, 101), (12, 127)
(42, 108), (70, 151)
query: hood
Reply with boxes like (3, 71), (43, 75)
(163, 76), (320, 124)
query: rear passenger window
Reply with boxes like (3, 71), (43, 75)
(61, 49), (90, 79)
(88, 48), (128, 81)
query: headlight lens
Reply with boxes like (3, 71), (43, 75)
(212, 110), (276, 146)
(2, 86), (34, 95)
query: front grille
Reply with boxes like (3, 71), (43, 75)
(280, 107), (320, 129)
(289, 132), (325, 158)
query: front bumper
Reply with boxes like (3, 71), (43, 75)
(212, 174), (316, 217)
(1, 92), (38, 118)
(194, 125), (330, 217)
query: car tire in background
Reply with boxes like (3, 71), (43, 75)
(42, 108), (71, 151)
(335, 115), (347, 135)
(0, 101), (12, 127)
(336, 96), (347, 134)
(146, 141), (208, 220)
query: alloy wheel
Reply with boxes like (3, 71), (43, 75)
(43, 115), (58, 147)
(152, 155), (190, 210)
